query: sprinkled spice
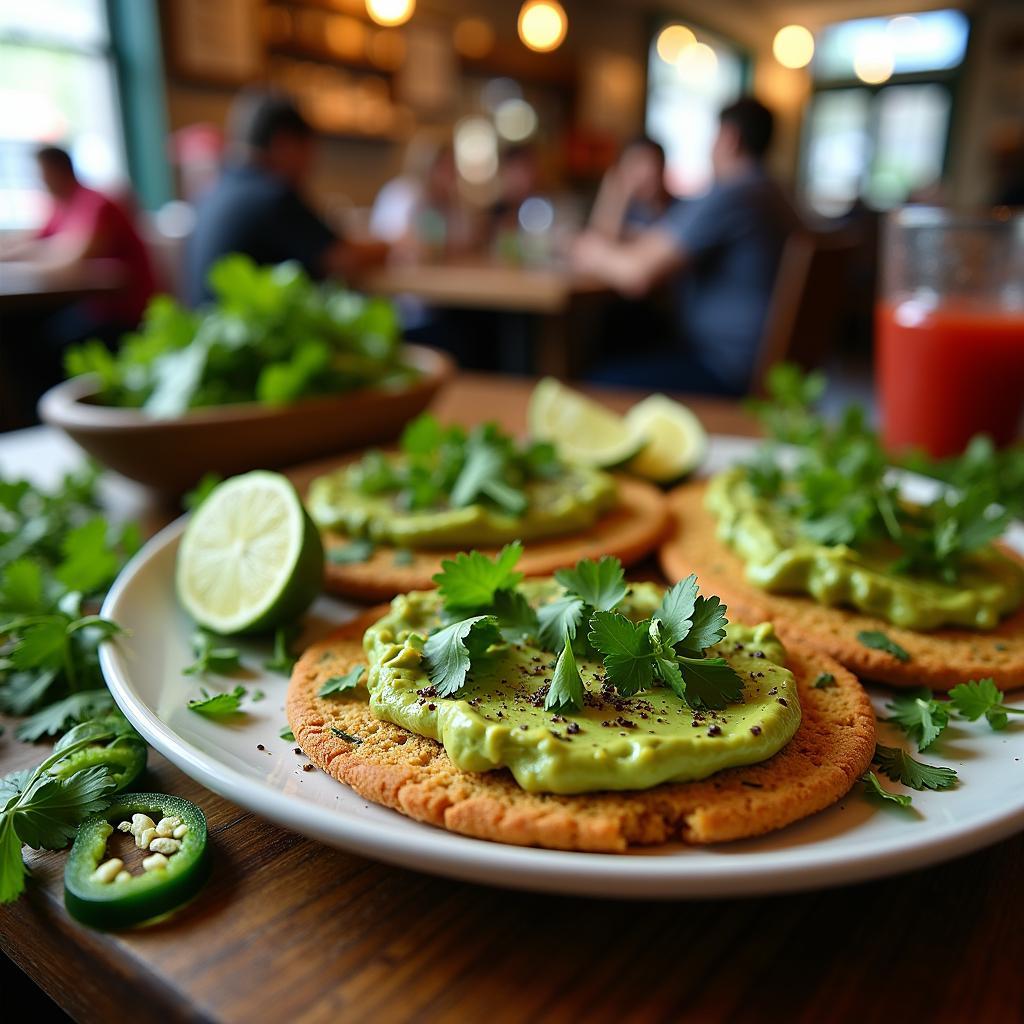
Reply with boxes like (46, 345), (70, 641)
(750, 725), (762, 736)
(427, 703), (436, 711)
(256, 744), (265, 751)
(302, 764), (316, 772)
(566, 722), (581, 735)
(707, 725), (722, 737)
(777, 698), (788, 707)
(752, 650), (766, 659)
(293, 747), (302, 755)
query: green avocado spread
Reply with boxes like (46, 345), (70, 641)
(308, 457), (616, 548)
(363, 582), (801, 794)
(707, 467), (1024, 631)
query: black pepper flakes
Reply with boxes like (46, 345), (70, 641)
(707, 725), (722, 737)
(750, 725), (762, 736)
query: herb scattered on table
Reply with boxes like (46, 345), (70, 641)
(872, 745), (958, 792)
(264, 627), (297, 676)
(861, 771), (914, 809)
(885, 690), (950, 751)
(279, 726), (295, 742)
(183, 630), (242, 677)
(948, 678), (1024, 731)
(187, 686), (247, 717)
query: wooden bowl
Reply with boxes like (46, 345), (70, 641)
(38, 343), (454, 495)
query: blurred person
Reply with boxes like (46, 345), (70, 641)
(588, 136), (674, 240)
(573, 97), (799, 396)
(186, 89), (385, 305)
(487, 144), (541, 246)
(0, 145), (158, 335)
(370, 140), (478, 260)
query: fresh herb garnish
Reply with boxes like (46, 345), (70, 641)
(14, 690), (115, 742)
(329, 727), (362, 744)
(433, 543), (524, 614)
(885, 690), (949, 750)
(184, 630), (242, 676)
(264, 627), (297, 676)
(873, 745), (958, 791)
(861, 771), (913, 808)
(857, 630), (910, 662)
(538, 556), (627, 653)
(948, 677), (1024, 731)
(1, 733), (122, 903)
(66, 255), (409, 414)
(187, 685), (247, 716)
(279, 726), (295, 742)
(318, 665), (365, 697)
(812, 672), (836, 689)
(544, 630), (585, 712)
(327, 539), (376, 565)
(422, 616), (502, 698)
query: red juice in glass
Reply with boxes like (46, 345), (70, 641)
(876, 207), (1024, 458)
(877, 299), (1024, 457)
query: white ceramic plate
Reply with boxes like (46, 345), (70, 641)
(99, 436), (1024, 898)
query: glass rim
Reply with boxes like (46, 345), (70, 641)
(887, 205), (1022, 229)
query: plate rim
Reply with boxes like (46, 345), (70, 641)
(99, 435), (1024, 898)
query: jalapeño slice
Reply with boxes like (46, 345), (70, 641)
(64, 793), (208, 930)
(51, 715), (148, 792)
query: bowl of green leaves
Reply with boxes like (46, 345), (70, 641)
(39, 256), (454, 495)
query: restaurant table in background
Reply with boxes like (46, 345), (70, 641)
(1, 373), (1021, 1024)
(358, 262), (610, 378)
(0, 259), (125, 312)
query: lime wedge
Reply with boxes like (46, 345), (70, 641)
(625, 395), (708, 483)
(528, 377), (646, 468)
(176, 471), (323, 635)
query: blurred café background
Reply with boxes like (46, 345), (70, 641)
(0, 0), (1022, 442)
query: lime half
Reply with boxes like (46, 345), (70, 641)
(176, 471), (323, 635)
(625, 394), (708, 483)
(528, 377), (646, 468)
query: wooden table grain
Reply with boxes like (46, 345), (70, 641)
(2, 374), (1023, 1024)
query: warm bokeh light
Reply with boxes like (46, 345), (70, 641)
(495, 98), (538, 142)
(454, 16), (495, 59)
(454, 116), (498, 184)
(772, 24), (815, 69)
(325, 16), (367, 60)
(517, 1), (567, 54)
(675, 42), (718, 84)
(368, 28), (406, 70)
(853, 38), (894, 83)
(365, 0), (414, 28)
(655, 24), (695, 64)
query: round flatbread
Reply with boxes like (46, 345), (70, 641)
(287, 457), (671, 601)
(286, 610), (876, 852)
(660, 481), (1024, 691)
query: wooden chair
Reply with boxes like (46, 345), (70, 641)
(750, 229), (856, 396)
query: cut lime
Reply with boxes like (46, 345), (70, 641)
(625, 395), (708, 483)
(176, 471), (324, 635)
(528, 377), (646, 468)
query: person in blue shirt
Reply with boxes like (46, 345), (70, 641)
(186, 89), (384, 306)
(573, 97), (799, 396)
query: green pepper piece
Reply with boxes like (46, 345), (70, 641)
(52, 715), (148, 792)
(64, 793), (209, 930)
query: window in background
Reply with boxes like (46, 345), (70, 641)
(646, 22), (745, 198)
(0, 0), (125, 229)
(801, 10), (969, 217)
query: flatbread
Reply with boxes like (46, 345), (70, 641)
(660, 481), (1024, 691)
(287, 457), (671, 600)
(286, 610), (876, 852)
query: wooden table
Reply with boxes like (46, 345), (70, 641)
(359, 263), (609, 377)
(0, 259), (124, 312)
(2, 374), (1022, 1024)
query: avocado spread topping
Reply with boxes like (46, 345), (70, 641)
(307, 414), (616, 548)
(363, 556), (800, 794)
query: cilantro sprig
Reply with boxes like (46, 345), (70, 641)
(948, 678), (1024, 731)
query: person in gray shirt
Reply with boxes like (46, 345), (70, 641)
(573, 97), (799, 395)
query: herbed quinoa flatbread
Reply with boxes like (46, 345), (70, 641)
(286, 611), (875, 852)
(660, 481), (1024, 691)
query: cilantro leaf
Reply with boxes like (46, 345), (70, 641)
(861, 771), (913, 808)
(553, 557), (628, 613)
(327, 539), (375, 565)
(329, 727), (362, 744)
(13, 765), (116, 850)
(400, 413), (445, 456)
(680, 595), (729, 655)
(0, 770), (33, 810)
(948, 677), (1024, 731)
(654, 652), (686, 700)
(677, 656), (744, 711)
(184, 630), (242, 676)
(544, 631), (584, 712)
(1, 560), (44, 614)
(318, 665), (365, 697)
(9, 620), (67, 671)
(264, 627), (296, 676)
(857, 630), (910, 662)
(537, 595), (585, 653)
(422, 615), (502, 698)
(15, 690), (115, 741)
(0, 816), (26, 904)
(54, 518), (120, 595)
(492, 589), (539, 643)
(433, 544), (524, 613)
(885, 691), (949, 750)
(873, 745), (958, 791)
(188, 685), (247, 716)
(588, 611), (654, 697)
(812, 673), (836, 689)
(279, 726), (295, 742)
(653, 574), (698, 649)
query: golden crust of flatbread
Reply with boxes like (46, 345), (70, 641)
(660, 481), (1024, 691)
(287, 458), (671, 600)
(286, 610), (876, 853)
